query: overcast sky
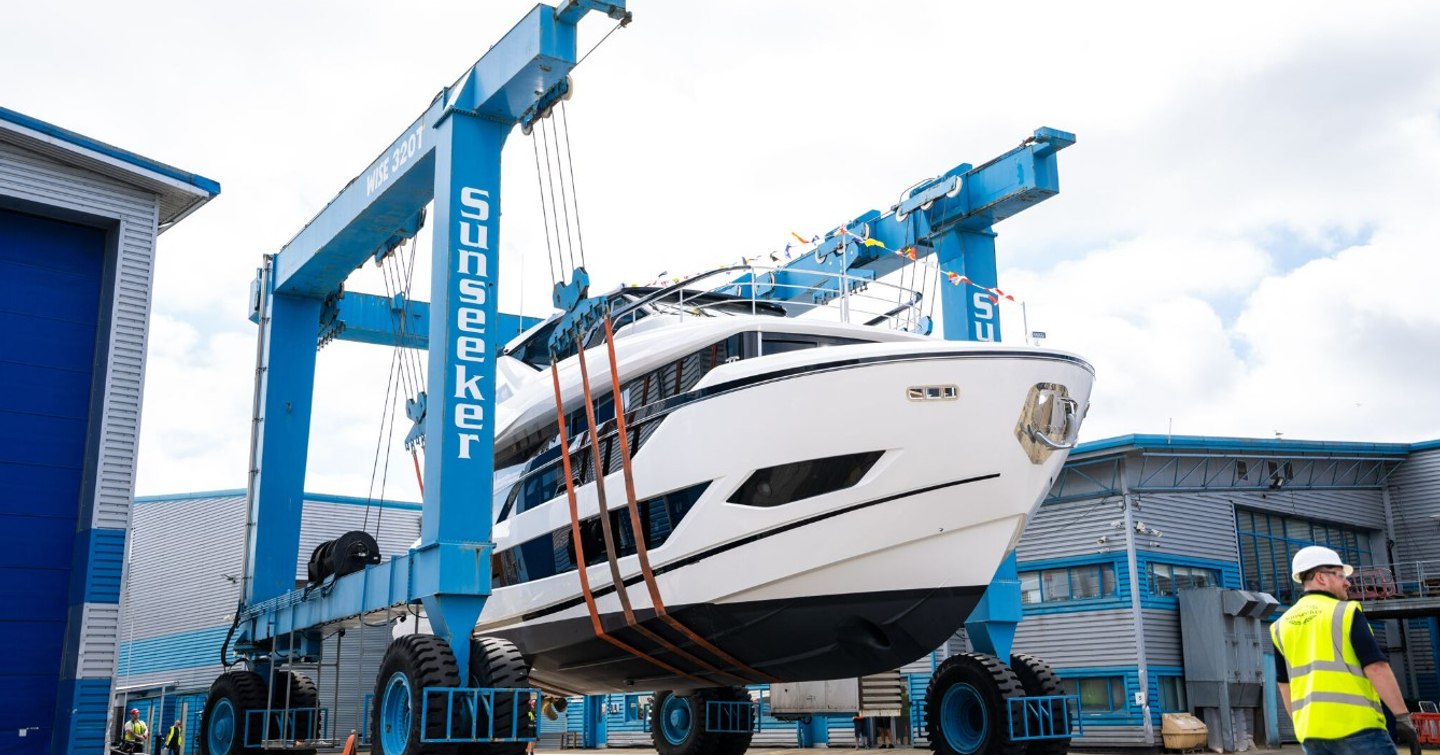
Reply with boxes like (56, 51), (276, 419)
(6, 1), (1439, 501)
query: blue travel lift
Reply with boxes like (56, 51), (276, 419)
(204, 1), (1078, 753)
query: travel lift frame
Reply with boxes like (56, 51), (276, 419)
(218, 0), (1076, 752)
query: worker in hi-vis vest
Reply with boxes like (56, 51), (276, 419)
(1272, 545), (1416, 754)
(122, 709), (148, 753)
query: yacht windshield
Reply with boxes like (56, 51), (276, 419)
(503, 286), (787, 369)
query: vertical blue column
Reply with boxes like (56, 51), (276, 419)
(416, 110), (509, 680)
(248, 291), (321, 604)
(583, 695), (608, 748)
(933, 228), (1001, 342)
(964, 553), (1022, 659)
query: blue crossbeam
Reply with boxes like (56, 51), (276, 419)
(317, 292), (540, 351)
(731, 127), (1073, 308)
(271, 5), (583, 298)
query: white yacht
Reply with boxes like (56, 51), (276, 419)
(405, 268), (1094, 696)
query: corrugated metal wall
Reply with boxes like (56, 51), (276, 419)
(117, 493), (420, 707)
(2, 135), (165, 755)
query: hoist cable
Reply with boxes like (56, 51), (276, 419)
(576, 16), (628, 69)
(532, 129), (560, 287)
(363, 340), (404, 533)
(559, 102), (587, 269)
(553, 103), (580, 272)
(538, 118), (573, 281)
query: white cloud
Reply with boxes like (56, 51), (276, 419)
(7, 1), (1437, 495)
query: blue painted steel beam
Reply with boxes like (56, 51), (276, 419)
(318, 292), (540, 351)
(726, 127), (1073, 342)
(270, 4), (588, 298)
(241, 1), (622, 683)
(246, 290), (321, 606)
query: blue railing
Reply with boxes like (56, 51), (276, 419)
(242, 707), (328, 747)
(420, 687), (541, 743)
(704, 700), (757, 733)
(1005, 694), (1082, 741)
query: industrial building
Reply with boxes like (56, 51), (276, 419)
(0, 107), (218, 755)
(113, 435), (1440, 750)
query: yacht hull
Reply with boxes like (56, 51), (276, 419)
(410, 338), (1094, 694)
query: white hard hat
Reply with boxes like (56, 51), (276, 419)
(1291, 545), (1353, 584)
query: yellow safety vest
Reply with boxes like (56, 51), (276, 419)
(1271, 593), (1385, 741)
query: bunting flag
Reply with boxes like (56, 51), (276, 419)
(634, 226), (1023, 308)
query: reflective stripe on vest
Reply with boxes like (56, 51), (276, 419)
(1272, 594), (1385, 740)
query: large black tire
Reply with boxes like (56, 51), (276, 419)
(458, 637), (533, 755)
(266, 671), (319, 754)
(650, 690), (720, 755)
(371, 634), (462, 755)
(1008, 654), (1069, 755)
(924, 653), (1025, 755)
(200, 670), (268, 755)
(707, 687), (755, 755)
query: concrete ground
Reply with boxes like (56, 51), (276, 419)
(527, 748), (1315, 755)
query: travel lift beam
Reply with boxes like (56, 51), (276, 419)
(723, 126), (1073, 344)
(231, 0), (1069, 748)
(236, 0), (628, 702)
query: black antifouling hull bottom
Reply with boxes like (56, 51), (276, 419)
(487, 585), (987, 694)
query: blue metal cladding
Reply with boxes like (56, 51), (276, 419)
(0, 207), (104, 755)
(54, 677), (112, 755)
(117, 625), (233, 676)
(69, 527), (126, 603)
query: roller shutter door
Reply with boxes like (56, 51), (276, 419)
(0, 207), (104, 753)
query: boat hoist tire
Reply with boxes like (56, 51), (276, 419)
(1008, 654), (1069, 755)
(651, 690), (721, 755)
(372, 634), (463, 755)
(708, 687), (755, 755)
(924, 653), (1026, 755)
(457, 637), (533, 755)
(200, 670), (268, 755)
(267, 671), (319, 755)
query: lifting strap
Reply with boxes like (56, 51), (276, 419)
(549, 356), (704, 684)
(600, 315), (778, 684)
(572, 334), (747, 685)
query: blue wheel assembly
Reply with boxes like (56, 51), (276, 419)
(661, 693), (695, 746)
(380, 671), (415, 754)
(650, 689), (730, 755)
(370, 633), (462, 755)
(924, 652), (1025, 755)
(940, 683), (988, 753)
(200, 670), (267, 755)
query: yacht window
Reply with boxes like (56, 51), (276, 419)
(493, 481), (711, 588)
(727, 451), (884, 508)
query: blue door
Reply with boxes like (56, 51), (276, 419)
(0, 207), (105, 753)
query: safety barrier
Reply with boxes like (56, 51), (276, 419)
(420, 687), (541, 743)
(1412, 712), (1440, 746)
(242, 706), (327, 748)
(1004, 694), (1082, 742)
(704, 700), (757, 733)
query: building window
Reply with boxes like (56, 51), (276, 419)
(1235, 510), (1372, 604)
(1149, 564), (1220, 596)
(624, 694), (646, 722)
(1061, 677), (1124, 712)
(1158, 676), (1187, 713)
(1019, 564), (1117, 604)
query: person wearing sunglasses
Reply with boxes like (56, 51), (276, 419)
(1272, 545), (1415, 754)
